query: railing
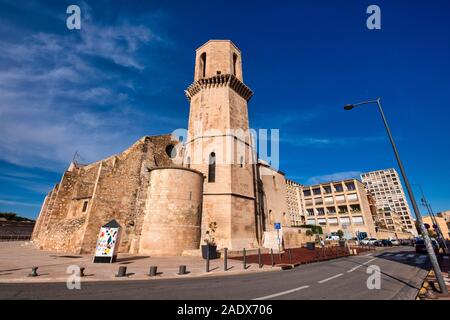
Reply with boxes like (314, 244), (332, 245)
(0, 235), (32, 242)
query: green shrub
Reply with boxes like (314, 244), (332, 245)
(300, 224), (323, 235)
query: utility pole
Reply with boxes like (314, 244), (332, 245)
(344, 98), (448, 295)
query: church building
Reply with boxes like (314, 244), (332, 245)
(32, 40), (303, 255)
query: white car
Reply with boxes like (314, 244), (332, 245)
(325, 235), (340, 241)
(390, 239), (400, 246)
(361, 238), (377, 245)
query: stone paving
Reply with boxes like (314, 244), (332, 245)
(0, 242), (281, 283)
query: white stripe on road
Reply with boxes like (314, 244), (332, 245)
(407, 254), (415, 258)
(384, 253), (393, 256)
(347, 258), (377, 273)
(318, 273), (343, 284)
(395, 254), (404, 257)
(253, 285), (310, 300)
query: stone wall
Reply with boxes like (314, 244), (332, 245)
(32, 134), (180, 254)
(138, 167), (203, 256)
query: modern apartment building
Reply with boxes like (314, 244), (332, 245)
(285, 179), (305, 227)
(299, 179), (377, 239)
(361, 168), (415, 234)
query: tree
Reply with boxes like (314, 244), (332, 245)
(337, 229), (344, 240)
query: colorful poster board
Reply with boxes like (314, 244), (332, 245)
(93, 219), (121, 263)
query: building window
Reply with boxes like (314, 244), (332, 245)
(352, 216), (364, 225)
(233, 53), (238, 76)
(186, 156), (191, 169)
(313, 188), (321, 195)
(350, 204), (361, 213)
(334, 184), (344, 192)
(199, 52), (206, 78)
(303, 190), (311, 197)
(208, 152), (216, 183)
(347, 193), (358, 201)
(327, 206), (336, 214)
(323, 185), (332, 194)
(82, 201), (88, 212)
(317, 208), (325, 216)
(338, 205), (348, 214)
(165, 144), (176, 159)
(240, 156), (244, 168)
(346, 182), (356, 191)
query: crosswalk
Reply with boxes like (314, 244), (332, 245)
(377, 252), (428, 264)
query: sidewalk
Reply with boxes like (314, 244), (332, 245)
(0, 242), (281, 283)
(417, 254), (450, 300)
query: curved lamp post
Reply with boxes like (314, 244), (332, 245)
(344, 97), (448, 295)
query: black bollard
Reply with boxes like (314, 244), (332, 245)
(243, 248), (247, 270)
(270, 248), (275, 267)
(116, 266), (127, 277)
(29, 266), (38, 277)
(149, 266), (157, 277)
(258, 248), (262, 268)
(79, 267), (85, 277)
(206, 248), (210, 273)
(224, 247), (228, 271)
(178, 265), (187, 275)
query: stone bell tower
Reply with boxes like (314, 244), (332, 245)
(184, 40), (259, 250)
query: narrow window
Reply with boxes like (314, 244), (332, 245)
(82, 201), (88, 212)
(186, 156), (191, 169)
(233, 53), (238, 76)
(240, 156), (244, 168)
(200, 52), (206, 78)
(208, 152), (216, 183)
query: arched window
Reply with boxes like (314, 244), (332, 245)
(233, 53), (238, 76)
(186, 156), (191, 169)
(200, 52), (206, 78)
(208, 152), (216, 183)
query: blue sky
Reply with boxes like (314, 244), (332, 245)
(0, 0), (449, 219)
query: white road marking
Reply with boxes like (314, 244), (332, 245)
(347, 258), (377, 273)
(395, 254), (404, 257)
(365, 253), (372, 256)
(318, 273), (343, 284)
(253, 285), (310, 300)
(384, 253), (393, 256)
(407, 254), (415, 258)
(419, 255), (427, 259)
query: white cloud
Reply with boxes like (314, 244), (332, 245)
(282, 135), (384, 147)
(0, 199), (41, 208)
(0, 11), (172, 172)
(306, 171), (362, 185)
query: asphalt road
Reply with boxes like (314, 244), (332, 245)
(0, 246), (428, 300)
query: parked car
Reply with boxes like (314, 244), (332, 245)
(390, 239), (400, 246)
(400, 239), (412, 246)
(325, 235), (340, 241)
(361, 238), (378, 245)
(381, 239), (393, 247)
(415, 238), (439, 254)
(373, 240), (383, 246)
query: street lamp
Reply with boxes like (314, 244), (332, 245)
(343, 97), (448, 295)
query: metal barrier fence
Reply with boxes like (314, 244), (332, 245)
(0, 235), (32, 242)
